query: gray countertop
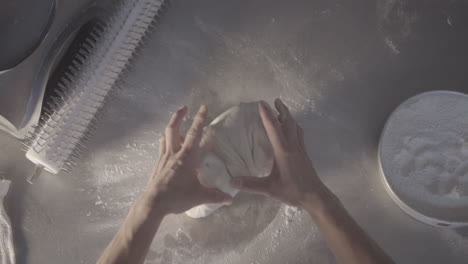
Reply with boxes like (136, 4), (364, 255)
(1, 0), (468, 263)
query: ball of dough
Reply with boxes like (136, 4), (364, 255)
(185, 102), (274, 218)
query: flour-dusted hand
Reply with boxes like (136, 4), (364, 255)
(143, 105), (233, 214)
(231, 99), (395, 264)
(231, 99), (324, 207)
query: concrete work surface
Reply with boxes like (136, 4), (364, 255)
(1, 0), (468, 263)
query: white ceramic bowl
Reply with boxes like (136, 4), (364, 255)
(379, 90), (468, 228)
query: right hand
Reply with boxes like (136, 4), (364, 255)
(231, 99), (325, 207)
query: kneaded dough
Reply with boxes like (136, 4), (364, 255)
(185, 102), (274, 218)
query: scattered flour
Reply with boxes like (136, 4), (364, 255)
(81, 130), (163, 233)
(148, 203), (325, 264)
(377, 0), (418, 55)
(438, 228), (468, 259)
(283, 205), (303, 225)
(380, 91), (468, 212)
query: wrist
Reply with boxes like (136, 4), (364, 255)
(137, 188), (170, 217)
(299, 182), (336, 213)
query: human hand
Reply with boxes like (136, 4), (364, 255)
(142, 105), (233, 215)
(231, 99), (325, 207)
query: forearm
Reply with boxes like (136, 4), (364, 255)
(302, 183), (394, 264)
(97, 193), (166, 264)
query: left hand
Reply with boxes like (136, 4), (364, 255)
(142, 105), (233, 214)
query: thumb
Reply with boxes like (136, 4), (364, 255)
(199, 186), (233, 204)
(231, 176), (272, 195)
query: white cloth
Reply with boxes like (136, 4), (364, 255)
(0, 180), (15, 264)
(185, 102), (274, 218)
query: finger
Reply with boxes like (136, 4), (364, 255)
(231, 176), (273, 195)
(159, 136), (167, 156)
(258, 101), (288, 154)
(198, 130), (214, 156)
(183, 104), (208, 152)
(154, 136), (166, 173)
(275, 99), (297, 143)
(269, 161), (280, 179)
(165, 106), (188, 151)
(275, 99), (287, 124)
(297, 124), (305, 149)
(199, 187), (233, 204)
